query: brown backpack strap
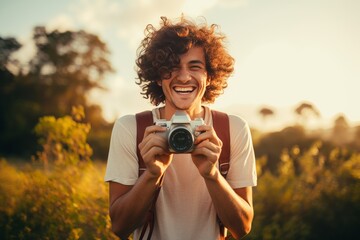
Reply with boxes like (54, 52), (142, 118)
(211, 110), (231, 240)
(136, 111), (153, 177)
(135, 110), (159, 240)
(211, 110), (230, 178)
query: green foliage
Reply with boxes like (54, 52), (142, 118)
(1, 101), (359, 239)
(3, 141), (358, 239)
(0, 38), (41, 155)
(254, 125), (311, 174)
(0, 108), (118, 239)
(246, 142), (360, 240)
(33, 106), (92, 166)
(0, 160), (117, 240)
(0, 28), (113, 157)
(28, 27), (114, 117)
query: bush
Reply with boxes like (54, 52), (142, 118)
(247, 142), (360, 240)
(0, 160), (117, 240)
(33, 105), (93, 167)
(2, 106), (359, 239)
(0, 106), (117, 239)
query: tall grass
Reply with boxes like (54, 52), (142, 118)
(0, 159), (117, 240)
(1, 107), (359, 239)
(247, 143), (360, 240)
(0, 106), (118, 239)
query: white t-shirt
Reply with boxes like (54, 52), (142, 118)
(105, 106), (257, 240)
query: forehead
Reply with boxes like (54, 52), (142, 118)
(179, 46), (205, 63)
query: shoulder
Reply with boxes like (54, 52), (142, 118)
(112, 115), (137, 137)
(227, 114), (253, 142)
(114, 114), (136, 128)
(112, 109), (157, 134)
(228, 114), (249, 131)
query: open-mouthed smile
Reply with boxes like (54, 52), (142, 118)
(173, 86), (196, 94)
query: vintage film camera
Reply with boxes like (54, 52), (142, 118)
(155, 111), (204, 153)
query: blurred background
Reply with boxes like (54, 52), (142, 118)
(1, 0), (359, 239)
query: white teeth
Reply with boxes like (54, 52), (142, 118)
(174, 87), (194, 92)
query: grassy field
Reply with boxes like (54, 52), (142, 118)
(1, 143), (359, 240)
(1, 112), (359, 239)
(0, 159), (118, 240)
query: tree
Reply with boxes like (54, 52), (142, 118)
(254, 125), (309, 174)
(28, 26), (114, 116)
(259, 107), (275, 120)
(0, 27), (114, 157)
(0, 37), (21, 67)
(0, 37), (35, 155)
(332, 114), (350, 146)
(258, 106), (275, 132)
(294, 101), (320, 128)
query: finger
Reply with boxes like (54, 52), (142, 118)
(195, 140), (221, 154)
(143, 125), (167, 138)
(140, 134), (167, 155)
(195, 128), (222, 146)
(141, 146), (166, 160)
(195, 124), (211, 133)
(192, 146), (220, 161)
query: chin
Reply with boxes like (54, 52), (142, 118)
(175, 106), (190, 111)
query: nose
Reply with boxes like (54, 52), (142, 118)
(176, 67), (191, 82)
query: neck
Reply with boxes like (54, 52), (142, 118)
(160, 105), (204, 120)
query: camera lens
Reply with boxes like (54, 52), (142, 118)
(168, 126), (194, 153)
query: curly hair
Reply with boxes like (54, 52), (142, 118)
(135, 16), (234, 106)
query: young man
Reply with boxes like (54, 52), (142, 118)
(105, 16), (257, 240)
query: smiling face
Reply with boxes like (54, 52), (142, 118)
(159, 46), (208, 119)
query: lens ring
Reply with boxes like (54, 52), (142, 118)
(168, 127), (194, 152)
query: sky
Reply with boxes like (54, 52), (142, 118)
(1, 0), (359, 131)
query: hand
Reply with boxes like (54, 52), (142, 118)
(138, 125), (173, 178)
(191, 125), (223, 179)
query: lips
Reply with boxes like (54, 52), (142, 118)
(173, 86), (196, 94)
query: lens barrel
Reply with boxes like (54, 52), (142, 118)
(168, 126), (194, 152)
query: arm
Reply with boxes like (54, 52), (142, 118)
(109, 171), (163, 238)
(204, 171), (253, 239)
(109, 124), (172, 238)
(192, 124), (255, 239)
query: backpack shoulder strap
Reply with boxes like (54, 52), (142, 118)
(211, 110), (231, 240)
(135, 110), (153, 177)
(211, 110), (230, 178)
(135, 111), (163, 240)
(135, 110), (159, 240)
(211, 110), (231, 239)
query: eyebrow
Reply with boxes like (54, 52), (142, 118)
(188, 60), (205, 65)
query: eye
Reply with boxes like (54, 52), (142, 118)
(190, 65), (203, 70)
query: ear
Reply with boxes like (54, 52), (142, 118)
(206, 78), (210, 86)
(157, 80), (162, 86)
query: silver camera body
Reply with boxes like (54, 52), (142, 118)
(155, 111), (204, 153)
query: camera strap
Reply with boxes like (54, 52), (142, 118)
(135, 109), (230, 240)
